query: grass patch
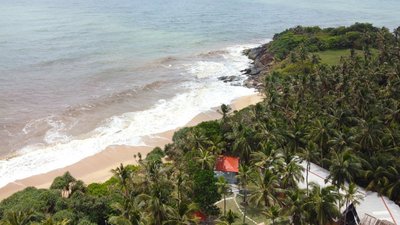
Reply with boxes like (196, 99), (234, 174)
(215, 196), (269, 225)
(317, 48), (379, 65)
(318, 49), (352, 65)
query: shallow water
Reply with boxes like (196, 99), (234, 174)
(0, 0), (400, 187)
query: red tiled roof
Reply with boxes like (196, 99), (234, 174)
(193, 211), (206, 221)
(215, 156), (239, 173)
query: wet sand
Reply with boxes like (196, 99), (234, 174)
(0, 93), (263, 199)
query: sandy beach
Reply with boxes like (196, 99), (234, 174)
(0, 93), (263, 200)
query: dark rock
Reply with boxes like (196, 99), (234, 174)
(244, 46), (264, 60)
(249, 68), (261, 76)
(218, 75), (239, 83)
(241, 68), (251, 74)
(241, 44), (274, 90)
(221, 43), (273, 90)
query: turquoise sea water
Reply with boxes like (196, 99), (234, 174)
(0, 0), (400, 186)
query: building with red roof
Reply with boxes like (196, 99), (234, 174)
(215, 156), (239, 173)
(214, 155), (239, 184)
(193, 211), (207, 222)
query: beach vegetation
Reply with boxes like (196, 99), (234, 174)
(1, 22), (400, 224)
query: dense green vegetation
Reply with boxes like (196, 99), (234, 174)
(268, 23), (381, 60)
(1, 23), (400, 225)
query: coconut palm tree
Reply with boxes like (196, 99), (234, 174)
(1, 210), (36, 225)
(35, 218), (69, 225)
(111, 163), (132, 197)
(218, 104), (232, 121)
(139, 192), (171, 225)
(344, 183), (364, 208)
(263, 205), (285, 225)
(251, 141), (282, 171)
(194, 147), (216, 170)
(108, 195), (145, 225)
(236, 164), (253, 224)
(171, 170), (193, 210)
(231, 124), (255, 164)
(215, 210), (239, 225)
(189, 129), (212, 151)
(364, 166), (388, 195)
(306, 119), (330, 164)
(298, 142), (319, 195)
(281, 157), (304, 189)
(216, 176), (231, 216)
(304, 183), (340, 225)
(343, 183), (364, 225)
(163, 203), (200, 225)
(248, 169), (282, 208)
(324, 149), (362, 207)
(381, 166), (400, 203)
(327, 151), (360, 185)
(285, 189), (307, 225)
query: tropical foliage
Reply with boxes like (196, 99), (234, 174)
(1, 23), (400, 224)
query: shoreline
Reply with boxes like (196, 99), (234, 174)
(0, 93), (263, 200)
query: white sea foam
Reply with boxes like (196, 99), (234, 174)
(0, 44), (257, 188)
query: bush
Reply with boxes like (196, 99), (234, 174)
(53, 210), (77, 224)
(267, 23), (382, 60)
(195, 120), (222, 142)
(0, 187), (62, 217)
(146, 147), (165, 162)
(67, 191), (112, 224)
(190, 165), (221, 216)
(87, 183), (109, 197)
(50, 172), (76, 190)
(78, 218), (97, 225)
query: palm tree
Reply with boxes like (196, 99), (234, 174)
(32, 218), (69, 225)
(1, 210), (36, 225)
(381, 166), (400, 203)
(306, 119), (330, 164)
(236, 164), (252, 224)
(326, 149), (362, 200)
(344, 183), (364, 208)
(135, 161), (174, 225)
(216, 176), (231, 216)
(189, 129), (212, 151)
(251, 140), (282, 171)
(304, 183), (340, 225)
(248, 169), (282, 208)
(281, 157), (304, 189)
(298, 142), (319, 195)
(194, 147), (216, 170)
(364, 166), (388, 195)
(171, 170), (193, 210)
(231, 124), (255, 164)
(163, 203), (200, 225)
(218, 104), (232, 121)
(263, 205), (284, 225)
(108, 195), (144, 225)
(215, 210), (239, 225)
(343, 183), (364, 225)
(285, 189), (307, 225)
(311, 54), (321, 65)
(139, 192), (171, 225)
(353, 118), (384, 156)
(325, 149), (362, 207)
(111, 163), (132, 197)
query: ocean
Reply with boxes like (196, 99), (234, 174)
(1, 0), (400, 187)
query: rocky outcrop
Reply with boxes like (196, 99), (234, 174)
(217, 43), (274, 90)
(241, 44), (274, 89)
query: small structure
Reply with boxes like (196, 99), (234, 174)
(214, 156), (239, 184)
(341, 203), (361, 225)
(193, 211), (207, 222)
(360, 214), (395, 225)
